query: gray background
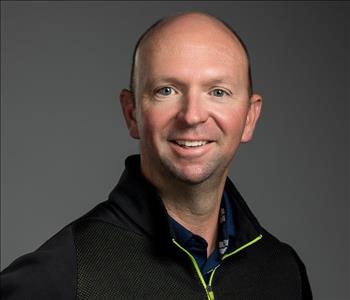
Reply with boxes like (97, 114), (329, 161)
(1, 1), (349, 299)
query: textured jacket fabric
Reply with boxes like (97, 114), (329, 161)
(1, 155), (313, 299)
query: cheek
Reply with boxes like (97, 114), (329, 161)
(138, 105), (175, 140)
(211, 104), (249, 136)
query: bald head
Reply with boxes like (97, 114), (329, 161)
(129, 12), (253, 96)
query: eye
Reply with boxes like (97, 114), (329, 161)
(211, 89), (228, 97)
(156, 86), (175, 96)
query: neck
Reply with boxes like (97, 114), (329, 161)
(142, 162), (228, 257)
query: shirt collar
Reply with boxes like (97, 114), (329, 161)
(169, 188), (236, 255)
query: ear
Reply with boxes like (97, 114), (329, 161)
(120, 89), (140, 139)
(241, 93), (262, 143)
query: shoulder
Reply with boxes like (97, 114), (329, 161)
(259, 228), (304, 265)
(1, 225), (76, 300)
(258, 228), (313, 298)
(0, 199), (132, 300)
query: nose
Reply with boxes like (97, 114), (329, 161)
(176, 91), (209, 126)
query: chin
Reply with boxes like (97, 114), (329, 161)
(162, 161), (217, 186)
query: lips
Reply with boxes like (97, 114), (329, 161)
(173, 140), (210, 148)
(170, 139), (214, 159)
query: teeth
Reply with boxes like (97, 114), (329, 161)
(175, 140), (208, 147)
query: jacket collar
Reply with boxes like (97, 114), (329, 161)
(107, 155), (172, 241)
(107, 155), (262, 251)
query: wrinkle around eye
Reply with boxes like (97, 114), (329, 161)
(209, 88), (232, 98)
(155, 86), (176, 96)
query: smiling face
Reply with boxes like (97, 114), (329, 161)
(121, 13), (262, 186)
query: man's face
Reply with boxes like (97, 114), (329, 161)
(121, 18), (261, 185)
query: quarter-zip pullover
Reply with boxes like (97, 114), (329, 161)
(1, 155), (313, 299)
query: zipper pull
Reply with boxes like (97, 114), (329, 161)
(206, 285), (215, 300)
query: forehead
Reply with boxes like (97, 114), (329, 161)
(135, 17), (248, 87)
(136, 39), (248, 92)
(147, 46), (243, 83)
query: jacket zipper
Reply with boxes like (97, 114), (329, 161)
(172, 239), (214, 300)
(172, 234), (263, 300)
(208, 234), (263, 288)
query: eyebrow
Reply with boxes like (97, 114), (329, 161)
(147, 77), (186, 88)
(146, 75), (237, 89)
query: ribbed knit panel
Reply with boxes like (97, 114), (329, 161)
(212, 237), (304, 299)
(74, 220), (207, 300)
(74, 220), (310, 300)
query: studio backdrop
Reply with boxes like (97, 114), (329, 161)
(1, 2), (349, 299)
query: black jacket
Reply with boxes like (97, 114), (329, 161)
(1, 155), (312, 299)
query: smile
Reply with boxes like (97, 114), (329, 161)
(171, 140), (213, 148)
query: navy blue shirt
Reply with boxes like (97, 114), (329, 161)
(170, 190), (235, 283)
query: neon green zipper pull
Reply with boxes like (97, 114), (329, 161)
(206, 285), (215, 300)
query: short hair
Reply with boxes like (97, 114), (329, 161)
(129, 13), (253, 96)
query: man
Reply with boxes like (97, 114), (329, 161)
(1, 12), (312, 299)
